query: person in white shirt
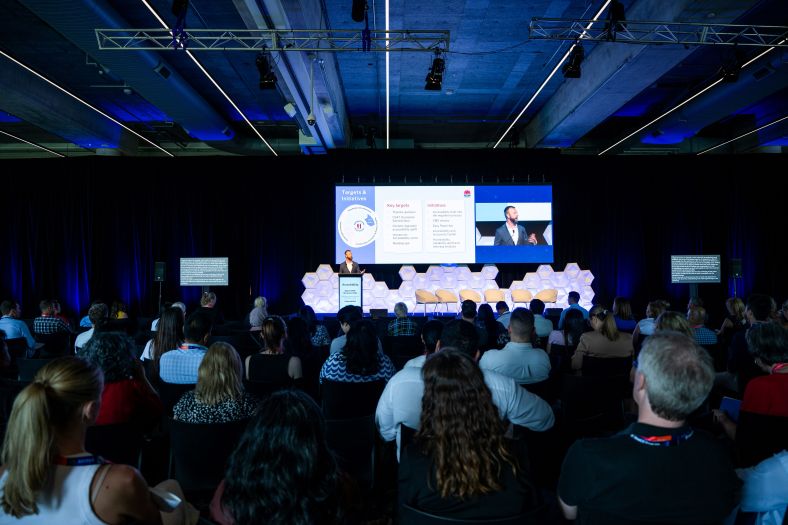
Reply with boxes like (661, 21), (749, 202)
(0, 300), (36, 350)
(529, 298), (554, 338)
(479, 308), (550, 385)
(376, 319), (555, 458)
(74, 303), (108, 354)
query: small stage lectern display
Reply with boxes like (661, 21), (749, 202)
(338, 274), (363, 309)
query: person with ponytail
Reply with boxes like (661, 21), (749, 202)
(244, 316), (302, 384)
(571, 305), (634, 370)
(0, 356), (197, 524)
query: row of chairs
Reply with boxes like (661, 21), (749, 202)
(415, 289), (559, 314)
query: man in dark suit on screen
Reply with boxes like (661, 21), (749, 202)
(338, 249), (363, 274)
(493, 206), (537, 246)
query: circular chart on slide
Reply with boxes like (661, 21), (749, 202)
(338, 205), (378, 247)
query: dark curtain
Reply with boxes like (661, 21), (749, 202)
(1, 152), (784, 323)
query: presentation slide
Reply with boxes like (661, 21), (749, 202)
(180, 257), (229, 286)
(671, 255), (721, 284)
(335, 185), (553, 264)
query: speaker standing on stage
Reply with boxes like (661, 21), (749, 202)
(493, 206), (537, 246)
(338, 249), (363, 274)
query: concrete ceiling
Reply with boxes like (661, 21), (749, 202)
(0, 0), (786, 156)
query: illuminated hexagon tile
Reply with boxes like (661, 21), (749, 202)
(401, 299), (417, 313)
(480, 264), (499, 280)
(412, 273), (429, 289)
(553, 272), (569, 288)
(329, 273), (339, 289)
(316, 264), (334, 281)
(509, 280), (525, 290)
(536, 265), (554, 280)
(398, 265), (417, 281)
(362, 293), (372, 306)
(301, 272), (319, 289)
(314, 281), (333, 298)
(426, 266), (444, 281)
(315, 298), (333, 314)
(581, 285), (595, 303)
(483, 280), (499, 291)
(399, 281), (415, 296)
(362, 273), (375, 290)
(523, 272), (541, 289)
(439, 274), (459, 289)
(373, 282), (390, 298)
(372, 298), (390, 311)
(301, 290), (316, 305)
(455, 266), (473, 282)
(468, 273), (486, 290)
(577, 270), (594, 286)
(564, 263), (581, 280)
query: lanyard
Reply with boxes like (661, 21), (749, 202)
(54, 455), (105, 466)
(629, 429), (693, 447)
(772, 363), (788, 374)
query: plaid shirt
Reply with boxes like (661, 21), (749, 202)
(33, 315), (71, 335)
(692, 326), (718, 346)
(387, 316), (417, 336)
(159, 343), (208, 384)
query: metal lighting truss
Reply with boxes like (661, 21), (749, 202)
(95, 28), (450, 52)
(529, 18), (788, 48)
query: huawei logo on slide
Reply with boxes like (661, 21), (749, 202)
(463, 190), (471, 197)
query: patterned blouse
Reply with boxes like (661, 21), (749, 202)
(173, 390), (259, 424)
(319, 349), (396, 384)
(311, 324), (332, 347)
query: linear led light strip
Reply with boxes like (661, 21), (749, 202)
(493, 0), (612, 149)
(0, 50), (173, 157)
(139, 0), (278, 156)
(385, 0), (390, 149)
(697, 114), (788, 155)
(598, 38), (787, 155)
(0, 129), (66, 157)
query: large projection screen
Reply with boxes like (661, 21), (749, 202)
(335, 185), (553, 264)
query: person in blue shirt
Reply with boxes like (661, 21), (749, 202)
(0, 300), (36, 350)
(558, 291), (589, 329)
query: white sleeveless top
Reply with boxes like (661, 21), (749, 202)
(0, 460), (106, 524)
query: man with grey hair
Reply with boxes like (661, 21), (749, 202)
(558, 331), (740, 523)
(387, 302), (417, 336)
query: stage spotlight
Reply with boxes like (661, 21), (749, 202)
(562, 44), (584, 78)
(256, 52), (277, 89)
(425, 54), (446, 91)
(352, 0), (366, 22)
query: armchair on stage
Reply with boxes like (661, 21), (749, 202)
(301, 263), (595, 315)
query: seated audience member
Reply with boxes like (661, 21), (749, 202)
(388, 302), (417, 336)
(714, 322), (788, 466)
(461, 300), (488, 349)
(0, 300), (35, 350)
(687, 296), (704, 313)
(248, 305), (265, 333)
(173, 342), (258, 424)
(329, 305), (363, 355)
(688, 306), (717, 346)
(547, 308), (587, 352)
(197, 291), (224, 326)
(477, 303), (505, 350)
(298, 305), (331, 347)
(495, 301), (512, 329)
(245, 315), (302, 383)
(400, 349), (537, 520)
(51, 300), (70, 326)
(159, 312), (212, 384)
(404, 320), (444, 369)
(529, 299), (553, 339)
(33, 299), (72, 335)
(151, 301), (185, 331)
(558, 291), (589, 329)
(728, 294), (777, 394)
(74, 302), (108, 353)
(479, 308), (550, 385)
(81, 332), (162, 429)
(654, 310), (694, 339)
(141, 307), (185, 382)
(0, 331), (10, 370)
(320, 320), (395, 384)
(210, 390), (347, 525)
(632, 300), (669, 341)
(558, 332), (740, 523)
(376, 320), (554, 457)
(79, 300), (105, 328)
(612, 296), (637, 332)
(248, 296), (268, 326)
(717, 297), (747, 338)
(571, 306), (633, 370)
(735, 450), (788, 524)
(779, 299), (788, 329)
(110, 301), (128, 320)
(0, 357), (197, 525)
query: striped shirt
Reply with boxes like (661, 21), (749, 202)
(320, 349), (396, 384)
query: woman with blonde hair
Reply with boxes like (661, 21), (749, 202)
(717, 297), (747, 337)
(0, 357), (196, 524)
(173, 342), (258, 424)
(631, 300), (669, 342)
(655, 311), (694, 339)
(571, 305), (634, 370)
